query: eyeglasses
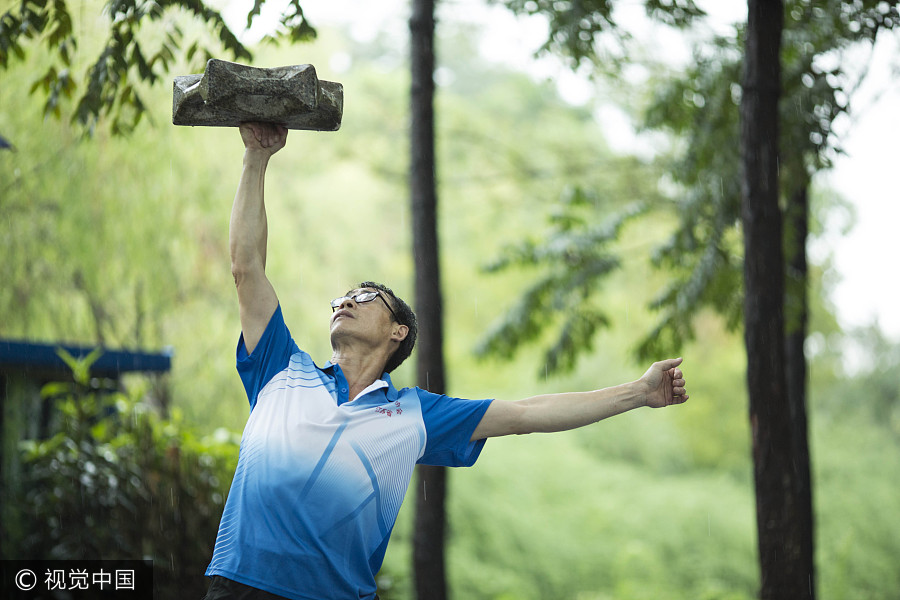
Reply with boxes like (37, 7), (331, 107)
(331, 291), (399, 322)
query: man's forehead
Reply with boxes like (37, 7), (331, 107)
(345, 286), (377, 295)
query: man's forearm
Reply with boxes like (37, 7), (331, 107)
(472, 359), (687, 441)
(230, 150), (270, 275)
(516, 381), (646, 434)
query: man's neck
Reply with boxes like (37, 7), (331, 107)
(330, 348), (388, 400)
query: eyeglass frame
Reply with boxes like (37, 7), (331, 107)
(331, 290), (399, 322)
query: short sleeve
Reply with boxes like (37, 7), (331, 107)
(416, 389), (493, 467)
(236, 305), (300, 410)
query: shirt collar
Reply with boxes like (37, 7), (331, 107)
(352, 379), (388, 402)
(321, 361), (399, 402)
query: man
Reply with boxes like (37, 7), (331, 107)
(203, 123), (689, 600)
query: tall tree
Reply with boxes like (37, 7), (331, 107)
(740, 1), (814, 598)
(409, 0), (449, 598)
(639, 5), (897, 596)
(480, 5), (898, 597)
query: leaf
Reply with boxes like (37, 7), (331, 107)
(185, 40), (198, 62)
(1, 0), (262, 136)
(246, 0), (265, 28)
(55, 346), (104, 385)
(542, 308), (610, 374)
(41, 381), (74, 399)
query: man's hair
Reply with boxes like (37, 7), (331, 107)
(355, 281), (417, 373)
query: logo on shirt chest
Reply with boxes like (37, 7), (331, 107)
(374, 401), (402, 417)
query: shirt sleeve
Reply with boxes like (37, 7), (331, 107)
(416, 389), (493, 467)
(236, 304), (300, 411)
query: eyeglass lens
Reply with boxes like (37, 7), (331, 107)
(331, 292), (378, 309)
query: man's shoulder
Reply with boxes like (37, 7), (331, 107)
(284, 351), (339, 385)
(287, 347), (318, 368)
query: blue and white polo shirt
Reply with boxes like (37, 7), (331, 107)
(205, 305), (493, 600)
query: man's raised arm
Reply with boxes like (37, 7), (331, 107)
(230, 122), (287, 355)
(471, 358), (689, 440)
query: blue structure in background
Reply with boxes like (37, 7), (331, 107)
(0, 339), (172, 379)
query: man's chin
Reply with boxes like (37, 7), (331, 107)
(330, 322), (354, 342)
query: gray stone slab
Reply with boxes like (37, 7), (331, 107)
(173, 59), (343, 131)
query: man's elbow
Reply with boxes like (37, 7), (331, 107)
(471, 401), (532, 440)
(230, 261), (246, 287)
(230, 258), (264, 288)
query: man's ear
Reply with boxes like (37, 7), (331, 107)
(391, 323), (409, 343)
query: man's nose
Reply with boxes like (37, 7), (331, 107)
(337, 297), (356, 310)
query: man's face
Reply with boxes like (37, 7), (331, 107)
(329, 287), (398, 343)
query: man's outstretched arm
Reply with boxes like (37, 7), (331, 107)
(230, 122), (287, 355)
(471, 358), (689, 440)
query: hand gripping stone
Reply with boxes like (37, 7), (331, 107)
(172, 59), (343, 131)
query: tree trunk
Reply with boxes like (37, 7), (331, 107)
(741, 1), (812, 598)
(742, 1), (814, 598)
(409, 1), (449, 599)
(784, 184), (816, 598)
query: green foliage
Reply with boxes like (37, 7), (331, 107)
(0, 0), (315, 135)
(779, 0), (900, 175)
(637, 0), (900, 359)
(260, 0), (317, 44)
(495, 0), (705, 69)
(813, 323), (900, 433)
(15, 350), (238, 597)
(638, 34), (746, 358)
(478, 0), (900, 371)
(475, 187), (648, 375)
(0, 105), (194, 347)
(425, 423), (758, 600)
(805, 325), (900, 599)
(379, 329), (900, 600)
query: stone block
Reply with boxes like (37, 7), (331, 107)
(173, 59), (343, 131)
